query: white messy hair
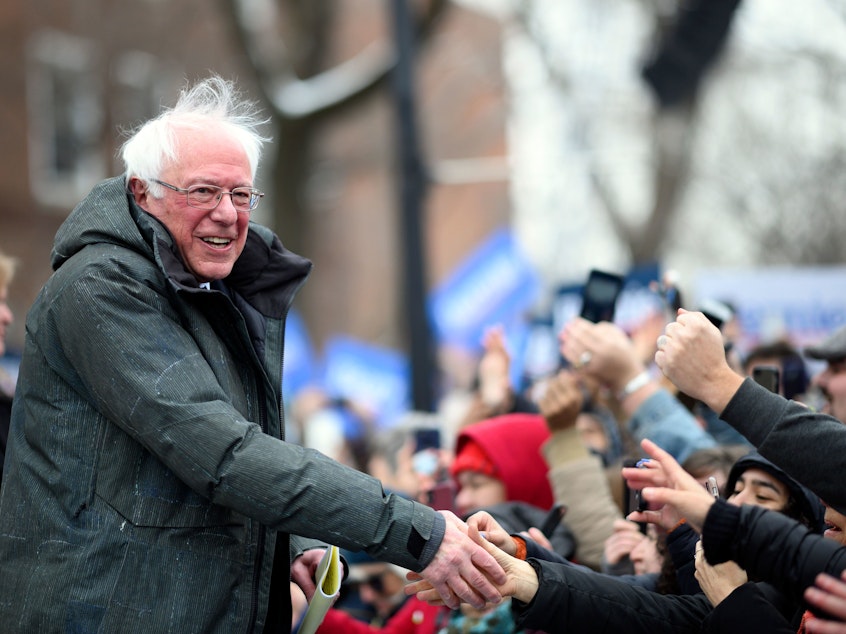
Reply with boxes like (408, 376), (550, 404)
(121, 75), (270, 194)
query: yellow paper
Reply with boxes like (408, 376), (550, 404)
(297, 545), (341, 634)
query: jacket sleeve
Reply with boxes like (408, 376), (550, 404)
(666, 523), (702, 595)
(627, 388), (717, 464)
(721, 378), (846, 513)
(542, 429), (622, 570)
(512, 558), (712, 633)
(39, 251), (443, 571)
(702, 501), (846, 605)
(700, 582), (800, 634)
(290, 535), (330, 562)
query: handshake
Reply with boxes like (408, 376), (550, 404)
(405, 509), (541, 609)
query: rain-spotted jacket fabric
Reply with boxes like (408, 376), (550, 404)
(0, 176), (444, 633)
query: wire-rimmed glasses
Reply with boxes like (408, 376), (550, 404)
(152, 179), (264, 213)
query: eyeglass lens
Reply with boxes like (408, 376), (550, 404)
(188, 186), (258, 211)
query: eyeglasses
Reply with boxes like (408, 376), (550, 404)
(152, 179), (264, 213)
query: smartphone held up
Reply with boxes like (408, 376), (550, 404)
(580, 269), (625, 323)
(752, 365), (780, 395)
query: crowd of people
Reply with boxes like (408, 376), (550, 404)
(0, 74), (845, 634)
(287, 303), (846, 634)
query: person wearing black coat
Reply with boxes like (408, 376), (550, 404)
(622, 437), (845, 631)
(407, 444), (823, 633)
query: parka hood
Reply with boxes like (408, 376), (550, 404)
(52, 176), (150, 271)
(726, 451), (825, 534)
(451, 413), (554, 511)
(51, 176), (311, 319)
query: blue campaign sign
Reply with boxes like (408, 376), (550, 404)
(429, 229), (541, 351)
(693, 265), (846, 353)
(510, 315), (560, 390)
(321, 336), (410, 428)
(282, 309), (317, 400)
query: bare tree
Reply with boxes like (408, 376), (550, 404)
(511, 0), (740, 266)
(511, 0), (846, 273)
(218, 0), (449, 252)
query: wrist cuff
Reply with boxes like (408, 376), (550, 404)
(618, 370), (651, 401)
(512, 535), (528, 560)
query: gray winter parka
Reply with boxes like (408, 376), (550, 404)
(0, 177), (444, 633)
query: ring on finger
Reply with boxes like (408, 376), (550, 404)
(575, 351), (592, 369)
(657, 335), (669, 350)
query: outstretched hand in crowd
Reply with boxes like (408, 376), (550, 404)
(655, 309), (744, 413)
(622, 438), (718, 533)
(805, 571), (846, 632)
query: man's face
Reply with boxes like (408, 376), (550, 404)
(813, 358), (846, 424)
(133, 127), (252, 283)
(453, 471), (506, 518)
(352, 563), (406, 619)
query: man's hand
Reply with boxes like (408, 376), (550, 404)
(417, 511), (507, 610)
(291, 548), (327, 602)
(407, 524), (539, 606)
(655, 309), (744, 413)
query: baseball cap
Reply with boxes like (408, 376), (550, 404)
(804, 324), (846, 361)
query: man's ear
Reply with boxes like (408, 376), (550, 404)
(128, 177), (149, 210)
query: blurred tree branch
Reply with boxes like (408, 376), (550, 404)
(218, 0), (450, 251)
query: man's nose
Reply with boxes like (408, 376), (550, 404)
(209, 194), (239, 222)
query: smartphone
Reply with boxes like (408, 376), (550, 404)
(752, 365), (780, 394)
(580, 269), (625, 323)
(426, 481), (455, 512)
(706, 476), (720, 499)
(413, 428), (441, 453)
(539, 504), (567, 538)
(412, 428), (441, 476)
(621, 458), (647, 533)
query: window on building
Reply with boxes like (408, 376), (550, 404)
(27, 30), (105, 209)
(109, 51), (166, 174)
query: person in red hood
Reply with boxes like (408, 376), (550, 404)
(451, 413), (554, 518)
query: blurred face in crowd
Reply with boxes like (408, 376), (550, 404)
(454, 471), (506, 518)
(351, 563), (407, 619)
(812, 357), (846, 424)
(130, 126), (252, 283)
(0, 282), (12, 357)
(823, 502), (846, 546)
(727, 468), (789, 513)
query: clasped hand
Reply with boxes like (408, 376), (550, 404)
(406, 511), (539, 608)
